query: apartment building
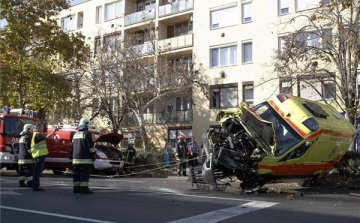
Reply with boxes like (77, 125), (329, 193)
(57, 0), (333, 148)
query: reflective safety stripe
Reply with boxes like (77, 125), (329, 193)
(26, 176), (33, 181)
(18, 159), (35, 164)
(72, 159), (94, 165)
(31, 132), (49, 158)
(73, 182), (80, 187)
(80, 182), (89, 187)
(19, 138), (25, 143)
(18, 176), (25, 181)
(73, 134), (86, 140)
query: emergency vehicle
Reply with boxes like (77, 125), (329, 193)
(195, 93), (358, 190)
(0, 106), (40, 171)
(45, 125), (124, 175)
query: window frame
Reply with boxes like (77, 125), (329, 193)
(210, 84), (238, 109)
(242, 82), (254, 106)
(210, 6), (237, 30)
(242, 2), (252, 23)
(278, 0), (290, 15)
(105, 1), (123, 21)
(243, 42), (253, 63)
(61, 15), (75, 32)
(210, 45), (237, 68)
(96, 6), (103, 23)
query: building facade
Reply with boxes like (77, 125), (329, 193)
(56, 0), (333, 149)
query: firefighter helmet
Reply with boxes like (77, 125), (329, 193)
(21, 124), (34, 134)
(78, 117), (90, 130)
(179, 134), (185, 141)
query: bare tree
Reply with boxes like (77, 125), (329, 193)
(269, 0), (360, 136)
(85, 22), (208, 149)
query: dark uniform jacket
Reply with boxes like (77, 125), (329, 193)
(176, 141), (187, 159)
(125, 146), (136, 164)
(71, 130), (95, 165)
(18, 133), (34, 165)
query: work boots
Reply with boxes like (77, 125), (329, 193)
(80, 187), (93, 194)
(19, 180), (26, 187)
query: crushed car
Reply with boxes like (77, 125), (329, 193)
(192, 93), (358, 191)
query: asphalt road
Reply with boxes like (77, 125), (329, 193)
(1, 170), (359, 223)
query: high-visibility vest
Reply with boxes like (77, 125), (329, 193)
(31, 132), (49, 158)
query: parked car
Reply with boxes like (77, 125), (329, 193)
(194, 93), (358, 191)
(45, 125), (124, 175)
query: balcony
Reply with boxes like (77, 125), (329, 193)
(158, 33), (193, 51)
(159, 0), (194, 17)
(126, 41), (154, 56)
(124, 9), (156, 26)
(123, 113), (153, 126)
(156, 110), (193, 124)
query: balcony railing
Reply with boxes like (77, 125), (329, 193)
(124, 9), (156, 26)
(158, 33), (193, 51)
(159, 0), (194, 17)
(156, 110), (193, 124)
(126, 41), (154, 56)
(123, 113), (153, 126)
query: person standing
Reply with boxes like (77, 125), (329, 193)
(31, 123), (57, 191)
(18, 124), (35, 188)
(176, 134), (187, 176)
(124, 143), (136, 175)
(187, 136), (198, 167)
(71, 117), (96, 194)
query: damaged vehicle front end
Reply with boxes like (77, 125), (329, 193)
(195, 94), (357, 191)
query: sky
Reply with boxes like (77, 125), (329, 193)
(70, 0), (89, 6)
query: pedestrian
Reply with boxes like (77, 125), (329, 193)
(71, 117), (96, 194)
(124, 142), (136, 175)
(31, 123), (57, 191)
(17, 124), (35, 188)
(164, 141), (172, 168)
(187, 136), (198, 167)
(176, 133), (188, 176)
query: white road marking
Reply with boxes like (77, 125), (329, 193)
(165, 201), (278, 223)
(0, 191), (21, 195)
(0, 205), (116, 223)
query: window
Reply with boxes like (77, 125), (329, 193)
(323, 81), (336, 100)
(96, 6), (103, 23)
(296, 0), (328, 11)
(167, 21), (192, 38)
(77, 12), (83, 29)
(210, 6), (237, 29)
(279, 0), (290, 15)
(170, 56), (192, 72)
(210, 84), (238, 108)
(94, 37), (101, 54)
(105, 1), (123, 21)
(299, 78), (335, 100)
(278, 36), (286, 52)
(211, 45), (237, 68)
(279, 79), (293, 94)
(242, 82), (254, 106)
(104, 33), (121, 52)
(242, 3), (252, 23)
(243, 42), (252, 63)
(102, 98), (119, 112)
(138, 0), (155, 11)
(61, 15), (75, 32)
(176, 97), (191, 111)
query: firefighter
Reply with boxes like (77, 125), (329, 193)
(31, 123), (57, 191)
(18, 124), (35, 188)
(176, 133), (188, 176)
(71, 117), (96, 194)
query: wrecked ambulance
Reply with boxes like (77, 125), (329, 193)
(195, 93), (358, 191)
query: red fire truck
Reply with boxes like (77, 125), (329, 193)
(0, 106), (40, 171)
